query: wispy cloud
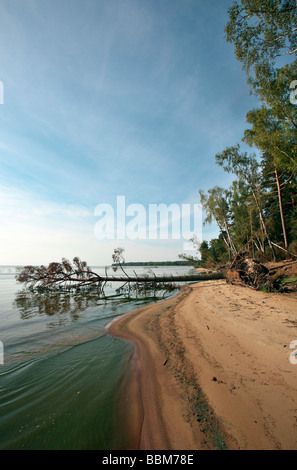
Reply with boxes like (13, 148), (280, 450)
(0, 0), (257, 264)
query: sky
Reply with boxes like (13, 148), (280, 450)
(0, 0), (259, 266)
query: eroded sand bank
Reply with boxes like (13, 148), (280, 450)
(110, 280), (297, 450)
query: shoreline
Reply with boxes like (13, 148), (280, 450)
(109, 287), (198, 450)
(110, 280), (297, 450)
(109, 283), (228, 450)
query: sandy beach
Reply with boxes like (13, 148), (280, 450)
(110, 279), (297, 450)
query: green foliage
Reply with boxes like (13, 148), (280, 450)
(199, 186), (237, 257)
(225, 0), (297, 73)
(199, 1), (297, 267)
(244, 62), (297, 174)
(196, 236), (229, 268)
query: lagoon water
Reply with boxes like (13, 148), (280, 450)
(0, 265), (194, 449)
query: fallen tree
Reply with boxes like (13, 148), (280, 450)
(16, 251), (224, 296)
(225, 251), (297, 291)
(226, 252), (272, 290)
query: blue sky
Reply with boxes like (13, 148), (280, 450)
(0, 0), (259, 265)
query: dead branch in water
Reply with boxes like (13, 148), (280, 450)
(16, 254), (224, 295)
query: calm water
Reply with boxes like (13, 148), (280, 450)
(0, 265), (194, 449)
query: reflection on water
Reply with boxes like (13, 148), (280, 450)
(13, 288), (174, 324)
(14, 290), (101, 320)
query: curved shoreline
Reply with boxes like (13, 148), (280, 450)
(109, 297), (178, 450)
(110, 280), (297, 450)
(109, 283), (228, 450)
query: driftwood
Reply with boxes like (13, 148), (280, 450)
(226, 251), (272, 290)
(225, 249), (297, 291)
(268, 260), (297, 272)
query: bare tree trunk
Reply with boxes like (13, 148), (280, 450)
(249, 210), (256, 257)
(275, 168), (288, 250)
(250, 186), (276, 261)
(214, 217), (233, 259)
(224, 219), (237, 256)
(271, 242), (297, 259)
(255, 236), (265, 253)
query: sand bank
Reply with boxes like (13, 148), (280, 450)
(110, 280), (297, 450)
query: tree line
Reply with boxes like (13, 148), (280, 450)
(194, 0), (297, 268)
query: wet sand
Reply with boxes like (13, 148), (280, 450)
(110, 280), (297, 450)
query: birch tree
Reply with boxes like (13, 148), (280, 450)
(199, 186), (237, 258)
(225, 0), (297, 74)
(215, 146), (276, 260)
